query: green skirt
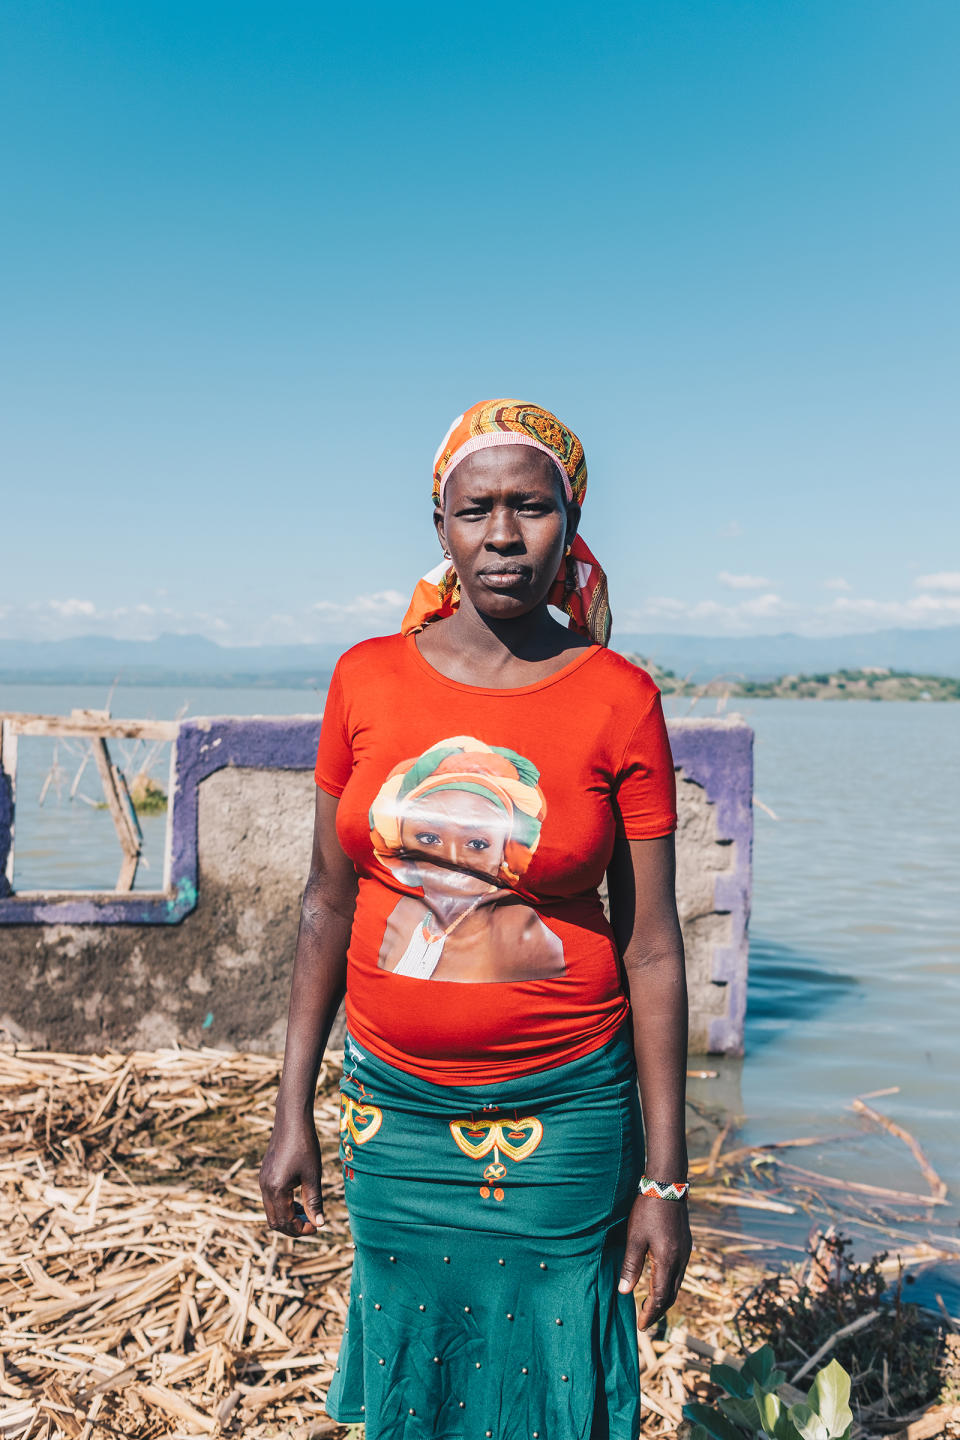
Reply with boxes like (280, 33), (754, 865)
(326, 1023), (645, 1440)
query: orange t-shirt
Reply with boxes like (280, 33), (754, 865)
(315, 633), (677, 1084)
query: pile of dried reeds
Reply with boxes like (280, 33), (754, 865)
(0, 1047), (956, 1439)
(1, 1048), (352, 1438)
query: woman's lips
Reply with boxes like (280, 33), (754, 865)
(478, 569), (530, 589)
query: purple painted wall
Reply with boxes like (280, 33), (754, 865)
(0, 764), (12, 900)
(669, 720), (754, 1054)
(0, 717), (322, 925)
(0, 714), (753, 1054)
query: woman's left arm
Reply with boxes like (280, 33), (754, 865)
(606, 832), (692, 1330)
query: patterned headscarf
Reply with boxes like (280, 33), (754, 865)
(400, 399), (611, 645)
(369, 735), (547, 886)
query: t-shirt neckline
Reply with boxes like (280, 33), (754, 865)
(407, 631), (602, 696)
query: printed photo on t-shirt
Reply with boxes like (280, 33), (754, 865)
(367, 736), (565, 983)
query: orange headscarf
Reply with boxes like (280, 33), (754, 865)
(400, 399), (611, 645)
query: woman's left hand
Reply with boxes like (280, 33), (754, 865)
(617, 1194), (692, 1330)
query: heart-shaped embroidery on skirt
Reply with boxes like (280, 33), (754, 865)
(448, 1116), (543, 1163)
(340, 1095), (384, 1145)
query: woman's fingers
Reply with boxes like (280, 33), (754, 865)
(620, 1195), (692, 1328)
(617, 1236), (649, 1295)
(300, 1181), (326, 1232)
(262, 1184), (313, 1237)
(636, 1252), (678, 1331)
(258, 1125), (326, 1238)
(259, 1163), (325, 1237)
(259, 1170), (301, 1235)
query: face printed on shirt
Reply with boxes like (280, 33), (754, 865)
(369, 735), (546, 891)
(398, 790), (510, 897)
(369, 736), (565, 982)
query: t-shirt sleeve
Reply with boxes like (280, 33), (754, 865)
(314, 660), (353, 797)
(613, 688), (678, 839)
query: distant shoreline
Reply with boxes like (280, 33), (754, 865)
(0, 670), (334, 689)
(630, 659), (960, 702)
(2, 663), (958, 700)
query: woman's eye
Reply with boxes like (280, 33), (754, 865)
(414, 831), (442, 846)
(466, 837), (491, 850)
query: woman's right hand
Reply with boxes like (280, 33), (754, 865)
(259, 1113), (326, 1237)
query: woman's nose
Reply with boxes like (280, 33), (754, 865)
(485, 505), (523, 550)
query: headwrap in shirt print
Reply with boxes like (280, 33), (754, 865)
(368, 736), (565, 983)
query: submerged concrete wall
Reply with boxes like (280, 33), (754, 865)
(0, 715), (752, 1055)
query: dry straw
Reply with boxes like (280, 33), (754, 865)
(0, 1046), (956, 1438)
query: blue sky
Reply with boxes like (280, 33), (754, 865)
(2, 0), (959, 645)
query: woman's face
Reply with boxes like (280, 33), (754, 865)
(435, 446), (579, 623)
(398, 790), (509, 898)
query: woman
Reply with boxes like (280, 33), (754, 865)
(259, 399), (692, 1440)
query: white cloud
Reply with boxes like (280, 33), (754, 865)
(717, 571), (771, 591)
(915, 572), (960, 592)
(49, 598), (97, 617)
(2, 587), (417, 646)
(823, 578), (853, 592)
(622, 593), (793, 635)
(739, 592), (790, 617)
(312, 589), (406, 617)
(718, 521), (742, 538)
(192, 613), (230, 632)
(624, 587), (960, 636)
(0, 598), (241, 645)
(828, 593), (960, 624)
(641, 596), (690, 618)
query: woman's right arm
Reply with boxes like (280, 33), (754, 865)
(259, 787), (358, 1237)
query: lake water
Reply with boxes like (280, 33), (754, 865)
(3, 683), (959, 1291)
(665, 694), (960, 1297)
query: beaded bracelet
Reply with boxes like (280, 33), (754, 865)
(638, 1175), (690, 1201)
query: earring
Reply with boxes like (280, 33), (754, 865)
(443, 550), (451, 559)
(564, 544), (572, 556)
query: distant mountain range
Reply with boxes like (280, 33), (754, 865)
(614, 627), (960, 681)
(0, 627), (958, 686)
(0, 633), (343, 688)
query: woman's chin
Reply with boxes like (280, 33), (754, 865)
(473, 591), (541, 622)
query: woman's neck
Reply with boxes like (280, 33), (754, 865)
(416, 600), (590, 686)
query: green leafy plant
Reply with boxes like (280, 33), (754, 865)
(682, 1345), (853, 1440)
(736, 1234), (943, 1415)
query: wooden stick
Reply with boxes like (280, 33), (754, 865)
(90, 738), (140, 891)
(777, 1161), (946, 1206)
(851, 1098), (948, 1200)
(0, 712), (178, 740)
(694, 1187), (796, 1214)
(885, 1404), (960, 1440)
(692, 1134), (844, 1173)
(130, 1382), (216, 1432)
(789, 1308), (880, 1384)
(171, 1270), (196, 1352)
(704, 1122), (731, 1179)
